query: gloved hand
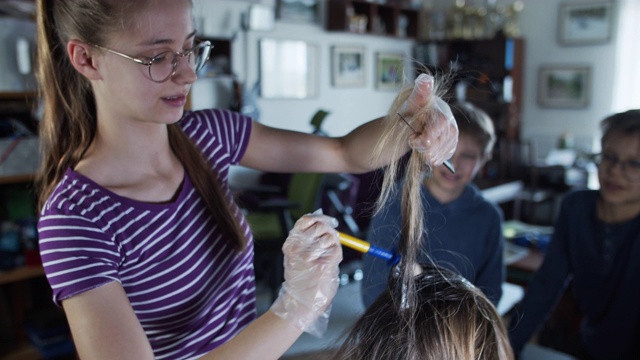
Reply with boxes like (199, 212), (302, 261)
(400, 73), (459, 166)
(269, 210), (342, 337)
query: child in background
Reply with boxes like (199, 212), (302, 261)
(508, 110), (640, 359)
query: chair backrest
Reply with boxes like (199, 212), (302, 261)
(287, 173), (326, 220)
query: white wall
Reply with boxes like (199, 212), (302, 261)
(518, 0), (622, 159)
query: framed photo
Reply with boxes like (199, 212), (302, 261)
(558, 2), (613, 46)
(376, 52), (404, 90)
(331, 46), (365, 88)
(538, 65), (591, 108)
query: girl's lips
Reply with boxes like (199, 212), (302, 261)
(162, 95), (187, 107)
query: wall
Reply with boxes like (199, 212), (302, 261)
(518, 0), (622, 159)
(0, 17), (37, 92)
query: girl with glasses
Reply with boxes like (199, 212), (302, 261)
(34, 0), (457, 359)
(508, 110), (640, 359)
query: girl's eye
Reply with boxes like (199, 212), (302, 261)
(151, 51), (172, 64)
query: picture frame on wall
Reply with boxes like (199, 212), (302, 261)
(375, 52), (404, 90)
(331, 46), (365, 88)
(538, 65), (591, 108)
(558, 2), (613, 46)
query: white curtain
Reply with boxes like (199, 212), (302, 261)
(612, 0), (640, 112)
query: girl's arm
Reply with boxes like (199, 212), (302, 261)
(63, 214), (341, 360)
(63, 284), (305, 360)
(240, 74), (458, 174)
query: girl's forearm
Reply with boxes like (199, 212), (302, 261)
(200, 310), (304, 360)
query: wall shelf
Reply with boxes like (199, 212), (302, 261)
(326, 0), (419, 39)
(414, 34), (525, 183)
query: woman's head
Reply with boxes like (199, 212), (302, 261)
(333, 264), (513, 360)
(36, 0), (194, 207)
(36, 0), (247, 250)
(597, 110), (640, 206)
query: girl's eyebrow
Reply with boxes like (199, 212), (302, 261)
(137, 30), (197, 46)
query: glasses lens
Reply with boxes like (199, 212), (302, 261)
(626, 160), (640, 181)
(191, 42), (211, 73)
(149, 51), (175, 82)
(596, 153), (640, 181)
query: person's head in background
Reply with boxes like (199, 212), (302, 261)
(332, 263), (513, 360)
(426, 101), (496, 203)
(596, 110), (640, 217)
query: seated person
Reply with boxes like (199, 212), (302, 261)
(362, 101), (504, 308)
(508, 110), (640, 359)
(332, 263), (514, 360)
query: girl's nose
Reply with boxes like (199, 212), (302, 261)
(172, 55), (197, 84)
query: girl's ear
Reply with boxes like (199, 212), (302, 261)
(67, 39), (102, 80)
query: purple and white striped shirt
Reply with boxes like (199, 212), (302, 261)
(38, 109), (256, 359)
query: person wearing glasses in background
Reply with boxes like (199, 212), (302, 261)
(508, 110), (640, 360)
(34, 1), (458, 359)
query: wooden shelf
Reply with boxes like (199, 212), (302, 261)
(414, 35), (525, 183)
(326, 0), (419, 38)
(0, 265), (45, 285)
(0, 91), (37, 99)
(0, 173), (35, 185)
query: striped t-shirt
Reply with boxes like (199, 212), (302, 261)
(38, 109), (256, 359)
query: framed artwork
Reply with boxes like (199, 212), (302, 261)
(538, 65), (591, 108)
(259, 38), (318, 99)
(331, 46), (365, 88)
(558, 2), (613, 46)
(277, 0), (319, 23)
(375, 52), (404, 90)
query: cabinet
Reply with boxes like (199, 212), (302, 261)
(414, 34), (525, 184)
(326, 0), (420, 38)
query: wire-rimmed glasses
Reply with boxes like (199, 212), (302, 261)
(593, 153), (640, 181)
(91, 40), (212, 83)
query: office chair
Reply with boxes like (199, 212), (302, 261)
(244, 172), (326, 301)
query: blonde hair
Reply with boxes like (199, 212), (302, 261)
(35, 0), (246, 250)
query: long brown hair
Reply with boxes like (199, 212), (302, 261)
(35, 0), (246, 250)
(332, 264), (513, 360)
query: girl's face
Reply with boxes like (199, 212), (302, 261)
(428, 133), (484, 200)
(95, 0), (196, 125)
(598, 132), (640, 207)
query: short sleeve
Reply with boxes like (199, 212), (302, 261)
(38, 208), (121, 306)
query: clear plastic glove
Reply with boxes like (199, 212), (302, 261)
(269, 210), (342, 337)
(401, 73), (459, 166)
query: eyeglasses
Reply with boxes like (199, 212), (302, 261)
(91, 41), (212, 83)
(593, 153), (640, 181)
